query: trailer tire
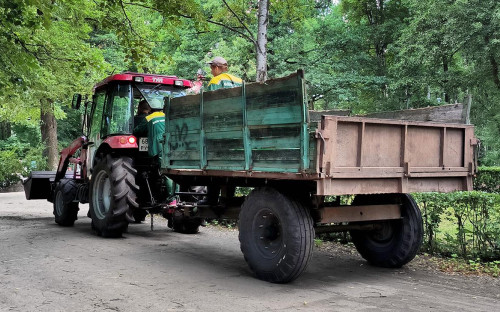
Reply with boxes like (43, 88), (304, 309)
(53, 179), (79, 226)
(349, 194), (423, 268)
(89, 155), (138, 237)
(239, 187), (314, 283)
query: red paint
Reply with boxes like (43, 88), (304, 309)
(102, 135), (138, 149)
(94, 72), (193, 91)
(56, 136), (88, 182)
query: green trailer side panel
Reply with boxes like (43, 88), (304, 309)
(163, 71), (315, 174)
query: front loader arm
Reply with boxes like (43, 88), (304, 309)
(55, 136), (89, 183)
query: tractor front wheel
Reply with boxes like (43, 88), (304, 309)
(89, 155), (139, 237)
(53, 179), (79, 226)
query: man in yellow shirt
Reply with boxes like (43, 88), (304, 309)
(206, 56), (242, 91)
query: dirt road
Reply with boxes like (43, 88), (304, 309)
(0, 192), (499, 311)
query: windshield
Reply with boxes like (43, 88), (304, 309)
(136, 84), (187, 109)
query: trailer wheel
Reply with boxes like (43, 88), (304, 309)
(239, 187), (314, 283)
(349, 194), (423, 268)
(89, 155), (139, 237)
(53, 179), (79, 226)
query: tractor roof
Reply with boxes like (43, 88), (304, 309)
(93, 72), (193, 91)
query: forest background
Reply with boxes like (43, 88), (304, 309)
(1, 0), (500, 266)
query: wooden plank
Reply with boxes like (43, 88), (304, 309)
(170, 150), (201, 160)
(251, 136), (301, 149)
(361, 123), (402, 167)
(309, 110), (349, 122)
(445, 128), (465, 167)
(242, 83), (252, 170)
(317, 178), (401, 195)
(252, 149), (301, 161)
(249, 124), (301, 138)
(360, 103), (466, 124)
(319, 204), (401, 223)
(168, 117), (201, 132)
(168, 133), (200, 152)
(204, 111), (243, 129)
(247, 91), (298, 110)
(206, 138), (244, 150)
(247, 106), (302, 126)
(207, 150), (245, 161)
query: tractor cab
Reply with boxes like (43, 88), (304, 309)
(74, 72), (193, 175)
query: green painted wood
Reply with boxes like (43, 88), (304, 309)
(162, 96), (172, 168)
(247, 106), (302, 126)
(199, 89), (206, 169)
(299, 72), (309, 171)
(163, 71), (315, 174)
(207, 150), (245, 161)
(205, 130), (243, 140)
(242, 82), (252, 170)
(170, 150), (201, 160)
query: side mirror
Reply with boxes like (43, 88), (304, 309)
(72, 93), (82, 110)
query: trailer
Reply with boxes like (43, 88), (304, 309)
(161, 70), (477, 283)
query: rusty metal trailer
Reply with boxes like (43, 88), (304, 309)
(162, 70), (477, 283)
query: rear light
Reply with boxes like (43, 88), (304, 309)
(119, 137), (127, 144)
(128, 136), (136, 144)
(134, 76), (144, 82)
(174, 80), (184, 87)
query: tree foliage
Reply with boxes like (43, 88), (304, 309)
(1, 0), (500, 169)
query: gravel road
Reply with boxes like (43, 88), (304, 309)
(0, 191), (499, 311)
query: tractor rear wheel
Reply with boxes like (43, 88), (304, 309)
(53, 179), (79, 226)
(349, 194), (423, 268)
(89, 155), (139, 237)
(238, 187), (314, 283)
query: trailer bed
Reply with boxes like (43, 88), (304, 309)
(161, 71), (476, 195)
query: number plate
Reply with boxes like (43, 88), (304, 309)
(138, 137), (148, 152)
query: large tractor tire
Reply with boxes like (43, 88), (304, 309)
(238, 187), (314, 283)
(89, 155), (139, 237)
(53, 179), (79, 226)
(349, 194), (423, 268)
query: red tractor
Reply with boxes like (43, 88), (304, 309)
(24, 72), (201, 237)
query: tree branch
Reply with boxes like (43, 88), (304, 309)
(221, 0), (254, 39)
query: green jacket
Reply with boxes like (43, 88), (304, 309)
(134, 111), (165, 158)
(207, 73), (243, 91)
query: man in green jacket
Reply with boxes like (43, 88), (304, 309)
(134, 100), (177, 204)
(207, 56), (242, 91)
(134, 100), (165, 158)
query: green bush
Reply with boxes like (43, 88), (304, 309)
(0, 136), (48, 189)
(474, 167), (500, 193)
(413, 192), (500, 260)
(0, 149), (24, 188)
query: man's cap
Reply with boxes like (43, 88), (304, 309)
(208, 56), (228, 66)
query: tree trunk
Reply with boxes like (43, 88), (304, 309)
(256, 0), (269, 83)
(40, 100), (59, 170)
(484, 35), (500, 89)
(0, 121), (11, 140)
(442, 55), (450, 103)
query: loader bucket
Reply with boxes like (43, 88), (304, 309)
(23, 171), (56, 200)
